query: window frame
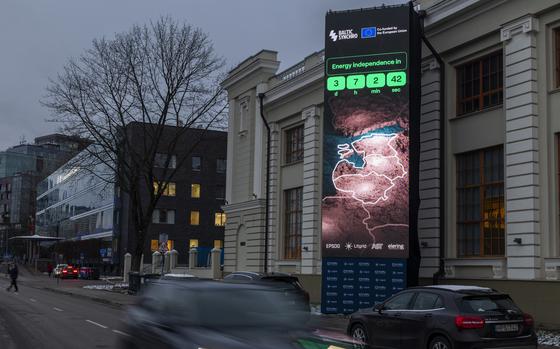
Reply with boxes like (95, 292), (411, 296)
(456, 51), (503, 116)
(285, 125), (304, 165)
(190, 210), (200, 226)
(191, 183), (201, 199)
(214, 212), (226, 227)
(191, 156), (202, 172)
(283, 187), (303, 260)
(216, 158), (227, 174)
(154, 153), (177, 169)
(456, 146), (505, 257)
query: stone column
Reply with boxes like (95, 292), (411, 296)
(123, 253), (132, 282)
(211, 248), (222, 279)
(151, 251), (162, 274)
(301, 106), (321, 274)
(267, 122), (280, 270)
(188, 247), (198, 270)
(501, 15), (541, 280)
(170, 250), (178, 270)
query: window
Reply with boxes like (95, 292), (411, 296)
(412, 293), (443, 310)
(189, 239), (199, 248)
(150, 239), (159, 252)
(216, 185), (225, 200)
(153, 181), (176, 197)
(214, 212), (226, 227)
(457, 51), (503, 116)
(285, 125), (304, 164)
(190, 211), (200, 225)
(214, 240), (223, 249)
(457, 146), (504, 257)
(238, 98), (249, 134)
(284, 187), (303, 260)
(216, 158), (227, 174)
(384, 292), (414, 311)
(192, 156), (201, 171)
(556, 29), (560, 88)
(154, 153), (177, 169)
(152, 209), (175, 224)
(191, 184), (201, 198)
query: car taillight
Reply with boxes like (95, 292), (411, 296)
(523, 313), (534, 327)
(63, 270), (67, 273)
(455, 315), (485, 329)
(73, 269), (78, 273)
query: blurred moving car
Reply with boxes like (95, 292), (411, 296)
(347, 285), (537, 349)
(223, 271), (310, 312)
(119, 279), (351, 349)
(79, 266), (100, 280)
(57, 265), (79, 279)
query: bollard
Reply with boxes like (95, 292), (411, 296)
(123, 253), (132, 283)
(211, 248), (222, 279)
(139, 254), (144, 273)
(151, 251), (162, 274)
(170, 249), (179, 270)
(188, 247), (198, 270)
(163, 251), (171, 274)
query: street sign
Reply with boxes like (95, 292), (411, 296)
(159, 242), (168, 254)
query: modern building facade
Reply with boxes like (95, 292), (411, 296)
(222, 0), (560, 326)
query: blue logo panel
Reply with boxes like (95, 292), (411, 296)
(361, 27), (377, 38)
(321, 258), (406, 314)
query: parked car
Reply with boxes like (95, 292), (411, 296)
(79, 266), (100, 280)
(223, 271), (310, 312)
(53, 264), (68, 278)
(347, 285), (537, 349)
(119, 279), (351, 349)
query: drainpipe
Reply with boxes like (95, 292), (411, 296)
(419, 10), (446, 285)
(258, 92), (270, 274)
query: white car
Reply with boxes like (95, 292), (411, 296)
(53, 264), (68, 278)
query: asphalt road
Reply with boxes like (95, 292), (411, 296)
(0, 277), (128, 349)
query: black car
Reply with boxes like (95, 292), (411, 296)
(347, 285), (537, 349)
(224, 271), (310, 310)
(119, 279), (351, 349)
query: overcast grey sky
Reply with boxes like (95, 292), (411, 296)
(0, 0), (402, 150)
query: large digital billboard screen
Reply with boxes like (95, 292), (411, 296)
(322, 5), (418, 259)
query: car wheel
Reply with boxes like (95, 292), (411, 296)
(429, 336), (451, 349)
(351, 324), (368, 348)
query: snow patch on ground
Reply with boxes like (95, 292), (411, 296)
(83, 283), (128, 290)
(538, 329), (560, 347)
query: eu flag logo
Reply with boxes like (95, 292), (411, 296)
(361, 27), (377, 38)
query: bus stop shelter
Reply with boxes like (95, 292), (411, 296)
(9, 235), (64, 270)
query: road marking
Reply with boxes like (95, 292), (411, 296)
(53, 307), (63, 312)
(112, 330), (130, 337)
(29, 298), (37, 302)
(86, 320), (107, 329)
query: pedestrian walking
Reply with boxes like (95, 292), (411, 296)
(6, 263), (18, 292)
(47, 263), (53, 278)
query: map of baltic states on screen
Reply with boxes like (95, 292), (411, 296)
(322, 8), (411, 259)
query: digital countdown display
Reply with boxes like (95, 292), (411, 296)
(321, 5), (421, 314)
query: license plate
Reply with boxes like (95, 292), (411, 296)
(495, 323), (519, 332)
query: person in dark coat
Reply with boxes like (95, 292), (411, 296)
(6, 263), (18, 292)
(47, 263), (53, 278)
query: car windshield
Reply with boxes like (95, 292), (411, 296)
(460, 295), (521, 314)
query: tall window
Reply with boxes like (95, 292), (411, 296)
(284, 187), (303, 260)
(190, 210), (200, 225)
(153, 181), (176, 197)
(457, 51), (503, 116)
(191, 183), (201, 198)
(152, 209), (175, 224)
(457, 146), (504, 257)
(556, 28), (560, 88)
(216, 159), (227, 174)
(215, 185), (225, 200)
(154, 153), (177, 169)
(192, 156), (202, 171)
(214, 212), (226, 227)
(285, 125), (304, 164)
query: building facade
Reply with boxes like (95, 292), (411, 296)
(222, 0), (560, 326)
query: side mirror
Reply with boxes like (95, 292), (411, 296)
(374, 303), (385, 313)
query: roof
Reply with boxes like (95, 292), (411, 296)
(425, 285), (496, 293)
(9, 234), (64, 241)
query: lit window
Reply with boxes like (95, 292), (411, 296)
(214, 240), (223, 249)
(154, 153), (177, 169)
(150, 240), (159, 252)
(190, 211), (200, 225)
(214, 212), (226, 227)
(189, 239), (199, 248)
(216, 159), (227, 174)
(191, 184), (201, 198)
(457, 146), (504, 257)
(167, 240), (174, 252)
(153, 181), (176, 197)
(192, 156), (202, 171)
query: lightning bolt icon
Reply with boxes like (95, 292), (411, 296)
(329, 30), (338, 42)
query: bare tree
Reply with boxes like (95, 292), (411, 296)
(43, 17), (227, 271)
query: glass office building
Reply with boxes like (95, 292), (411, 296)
(36, 151), (118, 266)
